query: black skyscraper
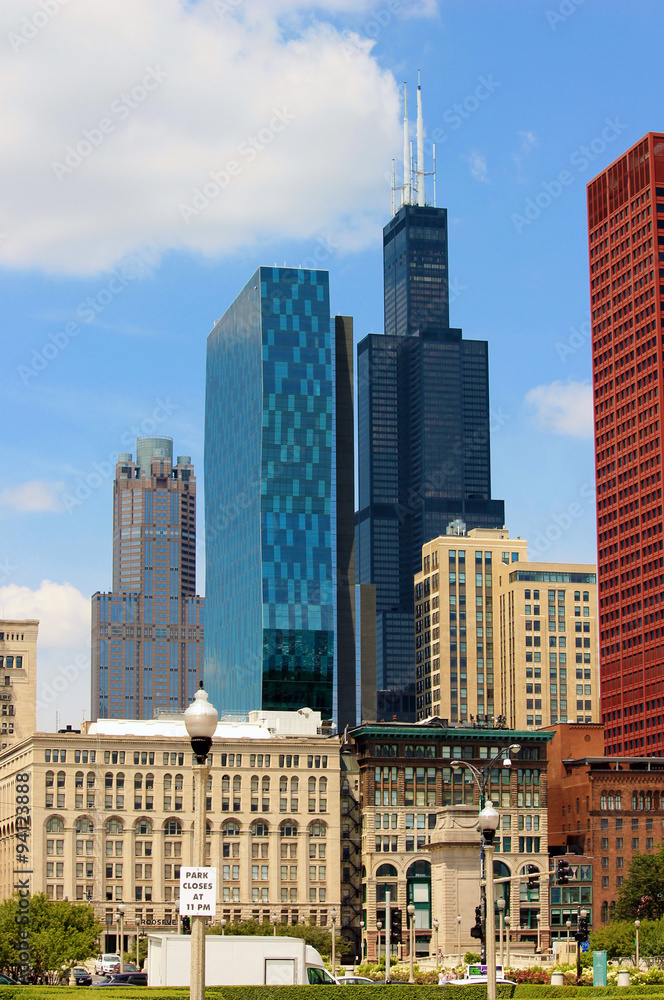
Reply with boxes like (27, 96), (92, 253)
(356, 200), (505, 722)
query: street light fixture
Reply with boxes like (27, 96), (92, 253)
(184, 683), (219, 1000)
(635, 919), (641, 969)
(220, 918), (226, 937)
(116, 903), (126, 973)
(407, 904), (416, 984)
(271, 913), (279, 937)
(479, 801), (500, 1000)
(566, 918), (572, 943)
(504, 916), (510, 969)
(497, 898), (505, 969)
(359, 919), (365, 965)
(376, 920), (382, 964)
(432, 918), (439, 964)
(331, 908), (338, 978)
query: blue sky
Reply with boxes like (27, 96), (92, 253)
(1, 0), (661, 727)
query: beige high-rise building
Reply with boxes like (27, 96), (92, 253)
(414, 529), (598, 729)
(0, 710), (340, 942)
(0, 619), (37, 750)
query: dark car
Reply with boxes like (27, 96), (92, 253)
(72, 967), (92, 985)
(0, 974), (18, 985)
(93, 971), (148, 987)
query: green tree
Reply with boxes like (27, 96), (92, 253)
(0, 894), (101, 983)
(616, 843), (664, 920)
(589, 920), (639, 960)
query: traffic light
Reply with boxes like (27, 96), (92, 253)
(527, 865), (539, 891)
(182, 916), (191, 935)
(577, 912), (589, 942)
(470, 905), (483, 940)
(391, 909), (402, 944)
(556, 858), (573, 885)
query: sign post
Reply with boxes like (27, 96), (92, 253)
(179, 867), (217, 919)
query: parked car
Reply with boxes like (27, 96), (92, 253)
(94, 954), (121, 975)
(0, 974), (18, 985)
(93, 971), (148, 987)
(337, 976), (377, 985)
(71, 967), (92, 985)
(122, 963), (139, 972)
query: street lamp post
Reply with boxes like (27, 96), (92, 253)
(376, 921), (382, 964)
(505, 916), (510, 969)
(220, 918), (226, 936)
(457, 914), (461, 966)
(183, 683), (218, 1000)
(116, 903), (125, 973)
(479, 802), (500, 1000)
(331, 908), (337, 978)
(566, 919), (572, 943)
(497, 898), (505, 969)
(272, 913), (278, 937)
(135, 916), (141, 970)
(407, 903), (416, 984)
(635, 919), (641, 969)
(432, 917), (439, 964)
(536, 913), (541, 954)
(449, 742), (520, 966)
(359, 920), (365, 965)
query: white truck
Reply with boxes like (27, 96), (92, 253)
(147, 933), (338, 987)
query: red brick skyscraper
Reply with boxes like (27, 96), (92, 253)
(588, 132), (664, 755)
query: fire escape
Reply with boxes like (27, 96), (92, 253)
(340, 754), (362, 960)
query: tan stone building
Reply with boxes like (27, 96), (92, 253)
(0, 619), (37, 751)
(414, 528), (599, 730)
(348, 721), (552, 960)
(0, 710), (341, 942)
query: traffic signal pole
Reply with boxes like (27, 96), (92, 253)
(385, 890), (391, 984)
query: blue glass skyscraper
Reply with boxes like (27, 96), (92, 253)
(205, 267), (357, 723)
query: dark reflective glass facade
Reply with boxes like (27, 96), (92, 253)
(356, 204), (505, 721)
(205, 267), (336, 718)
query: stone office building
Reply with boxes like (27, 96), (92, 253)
(347, 721), (553, 960)
(0, 710), (341, 939)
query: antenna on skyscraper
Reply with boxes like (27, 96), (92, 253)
(391, 158), (396, 217)
(433, 142), (437, 207)
(416, 69), (425, 206)
(402, 82), (411, 206)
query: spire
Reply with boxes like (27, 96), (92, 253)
(416, 69), (425, 206)
(402, 82), (411, 207)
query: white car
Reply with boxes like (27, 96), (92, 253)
(94, 954), (121, 975)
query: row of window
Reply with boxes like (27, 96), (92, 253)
(43, 749), (329, 768)
(44, 816), (327, 837)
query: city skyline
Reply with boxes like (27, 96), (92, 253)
(2, 1), (662, 727)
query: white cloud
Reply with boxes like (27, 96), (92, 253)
(0, 479), (65, 513)
(524, 380), (593, 438)
(0, 580), (91, 729)
(466, 150), (489, 183)
(512, 130), (538, 183)
(0, 0), (437, 275)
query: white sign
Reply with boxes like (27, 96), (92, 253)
(179, 866), (217, 917)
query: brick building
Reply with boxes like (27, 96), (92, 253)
(545, 722), (664, 931)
